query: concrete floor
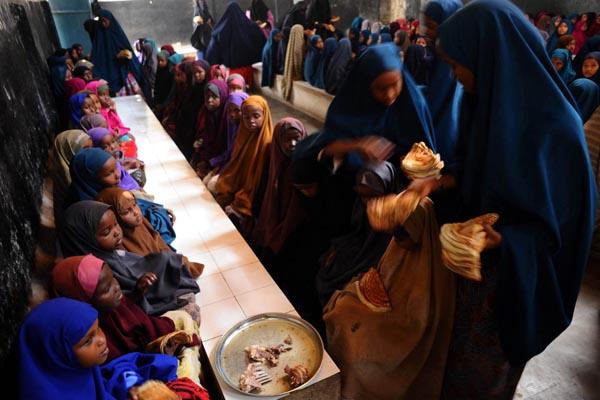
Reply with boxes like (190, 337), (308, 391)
(265, 95), (600, 400)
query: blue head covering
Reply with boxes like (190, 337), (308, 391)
(546, 19), (574, 53)
(168, 53), (184, 65)
(551, 48), (576, 84)
(69, 92), (89, 128)
(422, 0), (463, 164)
(325, 38), (353, 95)
(569, 78), (600, 123)
(205, 2), (266, 68)
(295, 43), (435, 165)
(438, 0), (596, 364)
(69, 147), (112, 202)
(18, 298), (109, 399)
(314, 37), (338, 89)
(92, 9), (143, 93)
(261, 28), (281, 87)
(379, 33), (393, 43)
(424, 0), (462, 24)
(351, 16), (363, 31)
(370, 32), (380, 45)
(303, 35), (323, 86)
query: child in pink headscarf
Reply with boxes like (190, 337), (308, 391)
(85, 80), (138, 158)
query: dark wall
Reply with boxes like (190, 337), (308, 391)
(0, 0), (59, 368)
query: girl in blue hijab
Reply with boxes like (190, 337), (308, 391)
(546, 19), (574, 54)
(413, 1), (596, 397)
(314, 37), (338, 89)
(92, 10), (143, 94)
(551, 48), (577, 83)
(18, 298), (178, 399)
(68, 148), (140, 204)
(569, 78), (600, 123)
(295, 43), (435, 168)
(422, 0), (463, 165)
(261, 28), (282, 87)
(304, 35), (324, 86)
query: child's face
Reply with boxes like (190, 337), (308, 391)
(551, 57), (564, 71)
(73, 320), (109, 367)
(567, 40), (576, 53)
(280, 127), (303, 156)
(91, 264), (123, 312)
(370, 71), (404, 106)
(82, 96), (98, 116)
(118, 191), (143, 228)
(205, 91), (221, 111)
(242, 104), (265, 134)
(100, 16), (110, 29)
(228, 103), (242, 123)
(424, 16), (439, 41)
(82, 69), (93, 82)
(583, 58), (600, 78)
(158, 58), (167, 68)
(274, 32), (283, 42)
(89, 94), (102, 112)
(95, 209), (124, 251)
(97, 157), (121, 187)
(557, 22), (569, 35)
(175, 69), (187, 84)
(193, 66), (206, 84)
(65, 69), (73, 81)
(315, 38), (324, 50)
(228, 82), (244, 93)
(99, 134), (120, 157)
(98, 90), (111, 108)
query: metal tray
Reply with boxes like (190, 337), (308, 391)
(214, 313), (324, 397)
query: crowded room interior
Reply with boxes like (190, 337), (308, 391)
(1, 0), (599, 399)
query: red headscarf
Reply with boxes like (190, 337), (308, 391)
(51, 255), (175, 361)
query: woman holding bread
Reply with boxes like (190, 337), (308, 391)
(408, 1), (597, 397)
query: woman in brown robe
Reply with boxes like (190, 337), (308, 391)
(323, 197), (456, 399)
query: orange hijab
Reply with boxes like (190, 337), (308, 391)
(215, 95), (273, 216)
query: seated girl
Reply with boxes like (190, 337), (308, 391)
(87, 127), (146, 186)
(226, 73), (246, 93)
(204, 91), (249, 188)
(69, 91), (99, 129)
(18, 297), (187, 399)
(96, 187), (204, 277)
(214, 95), (273, 235)
(87, 79), (138, 158)
(51, 255), (199, 361)
(80, 112), (109, 132)
(68, 147), (141, 203)
(192, 79), (229, 178)
(59, 201), (200, 316)
(551, 48), (576, 84)
(51, 130), (93, 227)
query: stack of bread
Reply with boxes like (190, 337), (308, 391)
(439, 213), (499, 282)
(401, 142), (444, 180)
(367, 190), (421, 231)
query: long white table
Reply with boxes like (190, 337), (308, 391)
(114, 95), (340, 399)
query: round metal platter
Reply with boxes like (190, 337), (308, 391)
(214, 313), (324, 397)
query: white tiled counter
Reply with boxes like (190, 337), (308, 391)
(114, 95), (340, 399)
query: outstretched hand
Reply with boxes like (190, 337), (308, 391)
(356, 136), (395, 162)
(483, 224), (502, 250)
